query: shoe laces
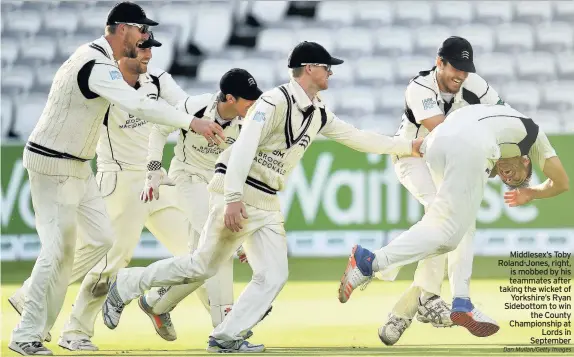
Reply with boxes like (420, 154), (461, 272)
(388, 315), (410, 332)
(23, 342), (43, 349)
(359, 276), (373, 291)
(160, 313), (173, 327)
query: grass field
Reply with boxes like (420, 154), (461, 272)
(1, 257), (572, 356)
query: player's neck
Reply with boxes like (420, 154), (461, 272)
(294, 78), (318, 101)
(105, 35), (125, 62)
(216, 102), (237, 120)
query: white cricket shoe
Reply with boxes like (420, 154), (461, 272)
(338, 245), (375, 303)
(9, 341), (53, 356)
(207, 337), (265, 353)
(102, 281), (126, 330)
(378, 314), (412, 346)
(138, 295), (177, 341)
(451, 298), (499, 337)
(416, 295), (453, 327)
(8, 294), (52, 342)
(57, 337), (99, 351)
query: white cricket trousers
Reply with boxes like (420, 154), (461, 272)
(374, 131), (492, 278)
(117, 192), (288, 341)
(11, 171), (114, 343)
(58, 170), (193, 341)
(144, 170), (236, 328)
(394, 157), (475, 298)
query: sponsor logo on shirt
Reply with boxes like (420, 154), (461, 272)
(422, 97), (437, 110)
(496, 98), (505, 105)
(252, 111), (266, 122)
(109, 70), (123, 80)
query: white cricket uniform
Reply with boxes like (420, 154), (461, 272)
(143, 92), (244, 327)
(392, 68), (504, 300)
(57, 67), (196, 341)
(114, 79), (414, 341)
(11, 36), (196, 343)
(375, 104), (557, 278)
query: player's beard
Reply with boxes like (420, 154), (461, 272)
(123, 35), (139, 59)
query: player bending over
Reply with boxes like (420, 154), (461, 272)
(380, 36), (507, 344)
(339, 104), (569, 342)
(101, 41), (422, 353)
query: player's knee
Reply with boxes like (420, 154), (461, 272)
(253, 267), (288, 293)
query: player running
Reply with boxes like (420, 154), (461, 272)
(101, 41), (422, 353)
(8, 2), (223, 355)
(379, 36), (506, 344)
(339, 104), (569, 341)
(138, 68), (265, 340)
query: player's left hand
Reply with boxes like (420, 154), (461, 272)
(224, 201), (248, 232)
(504, 188), (535, 207)
(140, 167), (175, 203)
(412, 138), (424, 157)
(236, 246), (248, 263)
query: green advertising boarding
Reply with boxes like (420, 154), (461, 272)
(2, 135), (573, 236)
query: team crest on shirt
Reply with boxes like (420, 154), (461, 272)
(422, 97), (437, 110)
(109, 69), (122, 80)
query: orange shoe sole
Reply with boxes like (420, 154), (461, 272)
(451, 311), (500, 337)
(338, 245), (358, 303)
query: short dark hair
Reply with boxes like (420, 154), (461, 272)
(505, 157), (533, 189)
(105, 24), (118, 35)
(291, 67), (304, 78)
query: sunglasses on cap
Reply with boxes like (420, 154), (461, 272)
(301, 63), (331, 71)
(114, 22), (149, 34)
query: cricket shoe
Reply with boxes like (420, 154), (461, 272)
(102, 281), (126, 330)
(450, 297), (499, 337)
(416, 295), (453, 327)
(138, 295), (177, 341)
(338, 245), (375, 303)
(57, 337), (98, 351)
(378, 313), (412, 346)
(8, 294), (52, 343)
(8, 341), (52, 356)
(207, 337), (265, 353)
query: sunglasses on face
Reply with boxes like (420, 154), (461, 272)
(301, 63), (331, 72)
(115, 22), (149, 34)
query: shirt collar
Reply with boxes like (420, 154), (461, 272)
(95, 36), (116, 63)
(432, 68), (464, 103)
(288, 79), (314, 111)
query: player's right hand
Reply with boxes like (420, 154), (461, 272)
(190, 119), (225, 145)
(140, 167), (175, 203)
(224, 201), (248, 232)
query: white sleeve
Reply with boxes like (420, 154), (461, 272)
(320, 111), (413, 156)
(88, 63), (193, 130)
(465, 73), (504, 105)
(157, 71), (189, 106)
(223, 100), (274, 203)
(147, 123), (177, 163)
(406, 81), (443, 123)
(529, 130), (557, 171)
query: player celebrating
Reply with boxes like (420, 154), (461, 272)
(138, 68), (264, 340)
(101, 41), (422, 353)
(339, 104), (569, 340)
(8, 2), (223, 356)
(379, 36), (506, 344)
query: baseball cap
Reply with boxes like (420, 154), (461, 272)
(220, 68), (263, 101)
(138, 31), (162, 48)
(288, 41), (344, 68)
(106, 1), (158, 26)
(437, 36), (475, 73)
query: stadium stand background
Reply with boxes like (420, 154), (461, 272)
(1, 0), (574, 142)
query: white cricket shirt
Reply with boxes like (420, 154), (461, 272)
(395, 67), (503, 141)
(96, 67), (188, 172)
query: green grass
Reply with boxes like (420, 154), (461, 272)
(1, 258), (572, 356)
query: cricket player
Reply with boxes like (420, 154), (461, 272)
(139, 68), (264, 340)
(339, 104), (569, 340)
(380, 36), (506, 344)
(9, 2), (224, 355)
(101, 41), (422, 353)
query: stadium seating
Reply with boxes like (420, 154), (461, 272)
(1, 0), (573, 139)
